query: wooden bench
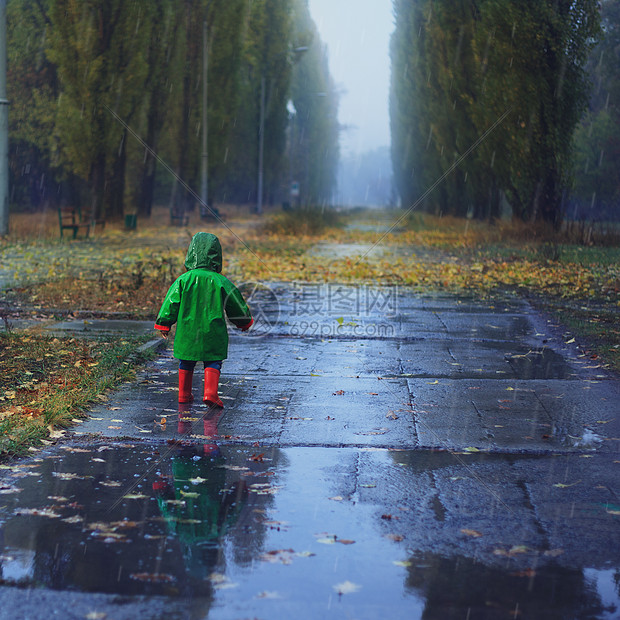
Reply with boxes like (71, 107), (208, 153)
(58, 207), (106, 238)
(58, 207), (91, 239)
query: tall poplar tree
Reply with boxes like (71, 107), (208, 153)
(391, 0), (600, 226)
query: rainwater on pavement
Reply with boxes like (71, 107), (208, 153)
(0, 283), (618, 619)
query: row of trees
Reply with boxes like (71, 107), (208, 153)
(390, 0), (602, 226)
(7, 0), (339, 219)
(572, 0), (620, 221)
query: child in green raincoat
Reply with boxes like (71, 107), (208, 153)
(155, 232), (253, 406)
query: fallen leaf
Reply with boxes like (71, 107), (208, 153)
(334, 581), (361, 595)
(385, 534), (404, 542)
(461, 528), (483, 538)
(256, 591), (281, 599)
(511, 569), (536, 578)
(15, 508), (61, 518)
(62, 515), (84, 524)
(129, 573), (176, 583)
(553, 480), (581, 489)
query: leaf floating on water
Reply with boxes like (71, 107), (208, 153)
(385, 534), (404, 542)
(207, 572), (238, 590)
(0, 486), (23, 495)
(334, 581), (361, 595)
(15, 508), (62, 518)
(256, 591), (282, 599)
(62, 515), (84, 524)
(511, 569), (537, 578)
(129, 572), (176, 583)
(553, 480), (581, 489)
(460, 528), (483, 538)
(53, 472), (92, 480)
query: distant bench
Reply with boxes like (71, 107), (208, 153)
(58, 207), (105, 239)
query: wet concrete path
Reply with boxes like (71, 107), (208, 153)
(0, 285), (618, 619)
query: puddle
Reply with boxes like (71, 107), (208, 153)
(506, 347), (575, 380)
(0, 443), (616, 618)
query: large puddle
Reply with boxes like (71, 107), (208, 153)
(0, 440), (617, 618)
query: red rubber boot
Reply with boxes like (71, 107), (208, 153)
(178, 369), (194, 403)
(203, 368), (224, 408)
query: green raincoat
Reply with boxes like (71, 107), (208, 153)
(155, 232), (252, 361)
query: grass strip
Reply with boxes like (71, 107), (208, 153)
(0, 332), (157, 457)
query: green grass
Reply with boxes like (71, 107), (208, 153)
(0, 333), (157, 457)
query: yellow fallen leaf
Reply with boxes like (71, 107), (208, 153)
(553, 480), (581, 488)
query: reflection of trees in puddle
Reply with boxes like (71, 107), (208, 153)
(404, 552), (616, 619)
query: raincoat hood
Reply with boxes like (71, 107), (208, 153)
(184, 232), (222, 272)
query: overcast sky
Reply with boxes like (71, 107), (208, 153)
(307, 0), (395, 156)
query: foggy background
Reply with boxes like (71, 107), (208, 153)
(308, 0), (394, 207)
